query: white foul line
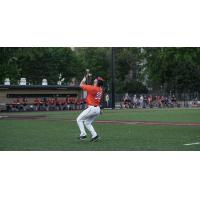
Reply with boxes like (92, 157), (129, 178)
(184, 142), (200, 146)
(0, 116), (8, 119)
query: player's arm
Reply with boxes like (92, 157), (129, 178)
(80, 80), (93, 92)
(80, 71), (92, 87)
(80, 76), (87, 87)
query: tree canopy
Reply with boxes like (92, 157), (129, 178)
(143, 47), (200, 94)
(0, 47), (200, 94)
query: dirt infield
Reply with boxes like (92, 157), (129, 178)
(1, 114), (200, 127)
(95, 120), (200, 127)
(0, 115), (47, 120)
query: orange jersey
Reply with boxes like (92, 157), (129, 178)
(81, 84), (103, 106)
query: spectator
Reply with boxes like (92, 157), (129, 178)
(143, 95), (147, 108)
(139, 95), (144, 108)
(133, 95), (137, 108)
(156, 95), (161, 108)
(22, 98), (28, 111)
(124, 93), (131, 108)
(171, 94), (176, 106)
(161, 96), (165, 107)
(147, 95), (153, 108)
(105, 93), (110, 108)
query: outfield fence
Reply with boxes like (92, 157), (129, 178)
(1, 93), (200, 112)
(113, 93), (200, 109)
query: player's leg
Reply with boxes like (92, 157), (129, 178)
(84, 107), (101, 139)
(76, 107), (92, 137)
(84, 115), (98, 138)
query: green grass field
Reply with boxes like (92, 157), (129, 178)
(0, 108), (200, 150)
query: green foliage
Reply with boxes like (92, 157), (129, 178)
(1, 47), (200, 94)
(113, 48), (149, 94)
(0, 47), (78, 84)
(115, 47), (142, 81)
(17, 47), (77, 84)
(74, 47), (110, 79)
(1, 109), (200, 150)
(0, 47), (111, 85)
(0, 48), (21, 83)
(121, 81), (148, 94)
(144, 47), (200, 93)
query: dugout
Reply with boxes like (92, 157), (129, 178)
(0, 85), (82, 111)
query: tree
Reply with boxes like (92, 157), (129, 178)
(0, 47), (84, 85)
(1, 47), (200, 96)
(0, 48), (22, 84)
(114, 47), (147, 93)
(74, 47), (110, 79)
(143, 47), (200, 94)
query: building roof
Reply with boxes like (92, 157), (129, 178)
(0, 85), (81, 90)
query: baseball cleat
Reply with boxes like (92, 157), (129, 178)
(90, 135), (100, 142)
(79, 136), (87, 140)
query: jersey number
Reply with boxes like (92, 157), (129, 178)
(95, 92), (102, 100)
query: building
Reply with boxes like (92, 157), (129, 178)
(0, 85), (82, 111)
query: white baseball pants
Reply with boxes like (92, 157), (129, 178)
(77, 106), (101, 138)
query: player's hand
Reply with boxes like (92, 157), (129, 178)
(85, 73), (91, 78)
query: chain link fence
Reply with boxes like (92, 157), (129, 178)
(104, 92), (200, 109)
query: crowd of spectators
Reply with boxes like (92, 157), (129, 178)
(121, 93), (181, 109)
(3, 93), (200, 112)
(6, 97), (86, 112)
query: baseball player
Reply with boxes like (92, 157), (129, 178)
(77, 74), (104, 142)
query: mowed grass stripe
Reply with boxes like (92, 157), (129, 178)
(0, 121), (200, 151)
(1, 108), (200, 122)
(0, 108), (200, 150)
